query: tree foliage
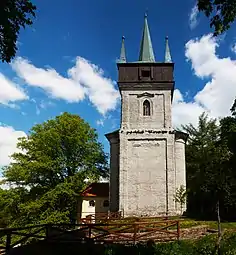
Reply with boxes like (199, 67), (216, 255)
(0, 0), (36, 63)
(197, 0), (236, 35)
(183, 108), (236, 220)
(0, 112), (108, 227)
(174, 185), (187, 215)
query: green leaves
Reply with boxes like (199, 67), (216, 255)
(0, 112), (108, 227)
(0, 0), (36, 63)
(183, 110), (236, 220)
(197, 0), (236, 36)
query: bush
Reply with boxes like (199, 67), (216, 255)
(103, 233), (236, 254)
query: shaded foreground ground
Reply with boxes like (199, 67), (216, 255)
(7, 232), (236, 255)
(3, 218), (236, 254)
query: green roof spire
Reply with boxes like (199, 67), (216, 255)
(117, 36), (126, 63)
(138, 13), (155, 62)
(164, 36), (172, 63)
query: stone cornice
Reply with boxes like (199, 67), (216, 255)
(105, 129), (120, 143)
(118, 82), (175, 101)
(117, 62), (174, 68)
(120, 129), (175, 135)
(137, 92), (154, 98)
(118, 82), (174, 90)
(174, 130), (189, 142)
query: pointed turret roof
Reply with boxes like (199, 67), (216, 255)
(117, 36), (126, 63)
(164, 36), (172, 63)
(138, 14), (155, 62)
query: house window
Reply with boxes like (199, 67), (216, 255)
(89, 200), (95, 207)
(141, 70), (150, 78)
(103, 200), (109, 207)
(143, 100), (151, 116)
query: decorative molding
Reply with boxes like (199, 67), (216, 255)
(137, 92), (154, 98)
(133, 142), (160, 147)
(105, 129), (120, 143)
(125, 129), (174, 135)
(174, 130), (189, 142)
(118, 82), (175, 93)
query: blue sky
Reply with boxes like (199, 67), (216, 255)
(1, 0), (236, 167)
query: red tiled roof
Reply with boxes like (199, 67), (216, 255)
(81, 182), (109, 197)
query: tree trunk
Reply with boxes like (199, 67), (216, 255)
(216, 200), (222, 255)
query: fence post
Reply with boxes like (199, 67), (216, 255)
(133, 224), (137, 245)
(177, 221), (180, 241)
(88, 225), (92, 239)
(5, 232), (11, 255)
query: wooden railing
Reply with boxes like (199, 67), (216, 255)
(79, 211), (123, 224)
(0, 220), (180, 254)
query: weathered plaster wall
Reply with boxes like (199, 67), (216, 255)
(119, 130), (177, 217)
(121, 90), (172, 130)
(174, 138), (187, 214)
(109, 138), (120, 212)
(80, 197), (109, 219)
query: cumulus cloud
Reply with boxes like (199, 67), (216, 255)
(173, 34), (236, 127)
(0, 125), (27, 167)
(96, 118), (104, 126)
(231, 43), (236, 54)
(189, 3), (199, 30)
(0, 73), (28, 106)
(12, 57), (120, 115)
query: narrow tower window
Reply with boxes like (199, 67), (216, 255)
(143, 100), (151, 116)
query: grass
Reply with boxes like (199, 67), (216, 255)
(179, 218), (236, 230)
(94, 216), (236, 233)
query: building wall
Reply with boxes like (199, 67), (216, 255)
(174, 138), (187, 214)
(121, 90), (172, 130)
(117, 88), (177, 217)
(119, 130), (177, 217)
(106, 63), (187, 217)
(80, 196), (109, 219)
(109, 137), (120, 212)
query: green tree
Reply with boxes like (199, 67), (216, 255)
(174, 185), (187, 215)
(182, 113), (233, 219)
(0, 0), (36, 63)
(197, 0), (236, 35)
(0, 112), (108, 227)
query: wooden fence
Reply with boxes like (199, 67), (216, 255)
(0, 220), (180, 254)
(78, 211), (176, 224)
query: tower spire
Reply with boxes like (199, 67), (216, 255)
(118, 36), (126, 63)
(164, 36), (172, 63)
(138, 13), (155, 62)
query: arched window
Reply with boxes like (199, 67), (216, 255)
(143, 100), (151, 116)
(103, 200), (109, 207)
(89, 200), (95, 207)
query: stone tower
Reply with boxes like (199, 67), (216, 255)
(105, 15), (188, 217)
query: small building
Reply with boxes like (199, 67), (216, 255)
(77, 183), (109, 221)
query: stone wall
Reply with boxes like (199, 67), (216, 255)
(174, 137), (187, 214)
(108, 134), (120, 212)
(119, 129), (177, 217)
(121, 90), (172, 130)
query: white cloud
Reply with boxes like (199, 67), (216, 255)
(0, 73), (28, 106)
(189, 3), (199, 30)
(96, 118), (104, 126)
(36, 105), (40, 115)
(39, 100), (54, 109)
(231, 43), (236, 54)
(0, 125), (27, 167)
(12, 57), (120, 115)
(173, 34), (236, 127)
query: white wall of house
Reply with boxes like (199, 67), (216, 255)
(81, 196), (109, 219)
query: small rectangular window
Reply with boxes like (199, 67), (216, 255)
(141, 70), (150, 78)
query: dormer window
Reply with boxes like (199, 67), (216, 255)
(143, 100), (151, 116)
